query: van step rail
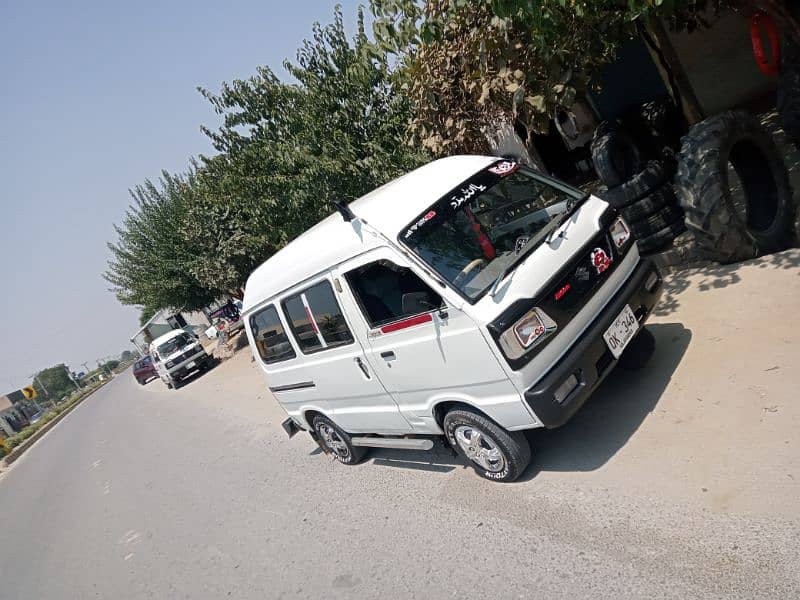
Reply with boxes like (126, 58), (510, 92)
(350, 437), (434, 451)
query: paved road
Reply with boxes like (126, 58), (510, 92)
(1, 252), (799, 599)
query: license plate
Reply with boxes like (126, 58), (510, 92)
(603, 304), (639, 359)
(185, 361), (195, 369)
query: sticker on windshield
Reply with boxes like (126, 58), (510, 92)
(488, 161), (519, 176)
(404, 210), (437, 239)
(449, 183), (486, 210)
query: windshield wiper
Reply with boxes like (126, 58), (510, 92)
(545, 192), (590, 244)
(488, 192), (590, 297)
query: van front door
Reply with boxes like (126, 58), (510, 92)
(336, 248), (518, 433)
(280, 276), (411, 435)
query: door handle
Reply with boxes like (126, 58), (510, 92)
(354, 356), (371, 379)
(380, 351), (396, 360)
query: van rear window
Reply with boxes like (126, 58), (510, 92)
(282, 280), (354, 354)
(249, 305), (296, 364)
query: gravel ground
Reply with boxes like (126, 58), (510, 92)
(0, 251), (797, 599)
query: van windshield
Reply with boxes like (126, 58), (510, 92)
(156, 333), (194, 356)
(400, 161), (578, 300)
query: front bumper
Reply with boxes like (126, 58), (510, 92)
(524, 258), (662, 429)
(168, 354), (212, 380)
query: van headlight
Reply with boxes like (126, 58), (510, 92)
(498, 308), (557, 359)
(609, 216), (631, 249)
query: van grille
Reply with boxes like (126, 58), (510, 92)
(487, 207), (631, 370)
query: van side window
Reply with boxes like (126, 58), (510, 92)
(282, 280), (354, 354)
(345, 260), (442, 328)
(249, 305), (296, 364)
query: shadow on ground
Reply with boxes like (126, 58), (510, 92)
(654, 250), (800, 317)
(351, 322), (691, 481)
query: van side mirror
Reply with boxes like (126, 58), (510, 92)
(402, 292), (439, 315)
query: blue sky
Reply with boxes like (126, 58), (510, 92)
(0, 0), (365, 390)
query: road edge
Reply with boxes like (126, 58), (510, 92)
(1, 378), (113, 468)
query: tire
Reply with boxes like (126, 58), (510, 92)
(443, 409), (531, 482)
(618, 328), (656, 370)
(629, 204), (685, 238)
(637, 219), (687, 255)
(137, 378), (144, 385)
(675, 110), (795, 263)
(778, 37), (800, 148)
(619, 184), (677, 223)
(166, 380), (173, 389)
(311, 414), (366, 465)
(599, 160), (675, 209)
(591, 123), (642, 187)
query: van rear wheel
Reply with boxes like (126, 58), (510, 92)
(312, 414), (366, 465)
(443, 409), (531, 482)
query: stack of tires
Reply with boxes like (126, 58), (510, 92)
(591, 120), (686, 254)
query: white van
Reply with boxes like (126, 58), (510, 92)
(150, 329), (214, 389)
(242, 157), (662, 481)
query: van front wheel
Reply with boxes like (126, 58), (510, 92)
(443, 409), (531, 482)
(312, 415), (366, 465)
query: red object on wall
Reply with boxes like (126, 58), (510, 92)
(751, 12), (781, 77)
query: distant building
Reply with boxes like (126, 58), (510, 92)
(130, 308), (212, 355)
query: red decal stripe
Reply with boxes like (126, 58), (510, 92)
(380, 313), (433, 334)
(304, 306), (318, 333)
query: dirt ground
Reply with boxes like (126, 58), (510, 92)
(203, 249), (800, 519)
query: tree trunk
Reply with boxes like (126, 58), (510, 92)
(482, 118), (548, 173)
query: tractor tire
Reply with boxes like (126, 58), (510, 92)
(637, 219), (687, 255)
(591, 123), (642, 187)
(619, 184), (679, 223)
(778, 37), (800, 149)
(598, 160), (676, 209)
(629, 204), (685, 239)
(674, 110), (795, 263)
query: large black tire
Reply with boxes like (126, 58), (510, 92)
(629, 204), (685, 238)
(637, 219), (687, 255)
(443, 408), (530, 482)
(591, 123), (642, 187)
(599, 160), (676, 209)
(675, 110), (796, 263)
(619, 184), (678, 223)
(311, 414), (366, 465)
(778, 37), (800, 148)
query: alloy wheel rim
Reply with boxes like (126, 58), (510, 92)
(453, 425), (505, 472)
(318, 424), (350, 459)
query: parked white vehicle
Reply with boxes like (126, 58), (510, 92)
(149, 329), (214, 389)
(242, 156), (662, 481)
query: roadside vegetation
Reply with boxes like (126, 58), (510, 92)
(1, 379), (110, 454)
(105, 1), (800, 320)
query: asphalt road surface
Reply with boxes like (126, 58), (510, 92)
(1, 252), (798, 599)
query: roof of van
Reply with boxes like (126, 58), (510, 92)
(242, 155), (497, 314)
(149, 329), (187, 348)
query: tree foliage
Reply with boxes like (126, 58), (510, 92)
(105, 170), (224, 313)
(33, 365), (76, 400)
(188, 7), (426, 292)
(370, 0), (795, 154)
(108, 7), (425, 313)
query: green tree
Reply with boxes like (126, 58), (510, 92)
(105, 171), (221, 313)
(33, 365), (77, 400)
(370, 0), (798, 154)
(186, 6), (427, 292)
